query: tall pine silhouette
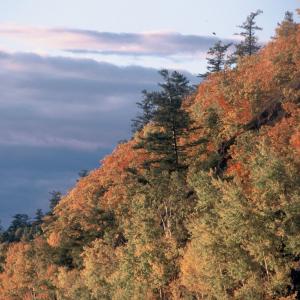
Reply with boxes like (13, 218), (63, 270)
(137, 69), (192, 171)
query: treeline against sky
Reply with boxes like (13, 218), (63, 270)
(0, 10), (300, 300)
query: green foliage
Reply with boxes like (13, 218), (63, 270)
(49, 190), (62, 213)
(81, 239), (117, 299)
(3, 214), (31, 242)
(131, 89), (156, 133)
(233, 10), (263, 59)
(111, 170), (195, 298)
(0, 11), (300, 299)
(200, 40), (232, 78)
(137, 69), (192, 171)
(183, 137), (300, 299)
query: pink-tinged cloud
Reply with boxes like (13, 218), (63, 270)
(0, 24), (235, 57)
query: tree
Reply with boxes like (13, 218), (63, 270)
(34, 209), (44, 223)
(0, 220), (3, 243)
(115, 185), (173, 299)
(276, 11), (297, 37)
(233, 10), (263, 59)
(137, 70), (192, 171)
(81, 239), (117, 299)
(131, 90), (156, 133)
(3, 214), (31, 242)
(199, 40), (232, 78)
(49, 190), (62, 213)
(30, 209), (44, 237)
(181, 134), (300, 299)
(78, 169), (89, 178)
(0, 239), (57, 299)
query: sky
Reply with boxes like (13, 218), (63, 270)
(0, 0), (299, 226)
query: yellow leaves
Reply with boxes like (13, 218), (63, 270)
(134, 243), (154, 257)
(54, 267), (87, 299)
(80, 239), (118, 299)
(180, 239), (213, 296)
(1, 16), (299, 300)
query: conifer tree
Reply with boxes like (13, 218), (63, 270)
(4, 214), (31, 242)
(30, 209), (44, 237)
(131, 89), (156, 133)
(233, 10), (263, 59)
(137, 69), (192, 171)
(34, 209), (44, 223)
(0, 221), (4, 243)
(199, 40), (232, 78)
(78, 169), (89, 178)
(48, 190), (61, 213)
(276, 11), (297, 37)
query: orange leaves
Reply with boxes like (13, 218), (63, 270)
(291, 130), (300, 154)
(226, 161), (243, 177)
(3, 19), (299, 300)
(265, 104), (300, 159)
(190, 25), (300, 146)
(0, 240), (57, 299)
(99, 140), (148, 207)
(43, 138), (150, 249)
(47, 231), (61, 247)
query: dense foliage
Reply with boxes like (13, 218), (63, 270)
(0, 11), (300, 300)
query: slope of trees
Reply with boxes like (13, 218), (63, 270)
(0, 10), (300, 300)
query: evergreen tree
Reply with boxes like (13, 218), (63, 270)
(0, 221), (3, 243)
(78, 169), (89, 178)
(276, 11), (297, 37)
(137, 70), (192, 171)
(4, 214), (31, 242)
(233, 10), (263, 60)
(77, 169), (90, 182)
(30, 209), (44, 236)
(131, 89), (156, 133)
(34, 208), (44, 223)
(199, 40), (232, 78)
(49, 190), (61, 213)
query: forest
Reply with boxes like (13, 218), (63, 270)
(0, 10), (299, 300)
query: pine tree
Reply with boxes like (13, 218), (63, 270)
(276, 11), (297, 37)
(34, 209), (44, 223)
(30, 209), (44, 237)
(199, 40), (232, 78)
(78, 169), (89, 178)
(137, 69), (192, 171)
(0, 221), (3, 243)
(48, 190), (61, 213)
(4, 214), (31, 242)
(233, 10), (263, 59)
(131, 89), (156, 133)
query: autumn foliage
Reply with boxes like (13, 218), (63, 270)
(0, 13), (300, 300)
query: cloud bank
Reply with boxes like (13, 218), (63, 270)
(0, 51), (165, 150)
(0, 25), (210, 226)
(0, 25), (234, 57)
(1, 51), (196, 225)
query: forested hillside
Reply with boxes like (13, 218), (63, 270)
(0, 11), (300, 300)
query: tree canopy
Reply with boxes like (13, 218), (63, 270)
(0, 10), (300, 300)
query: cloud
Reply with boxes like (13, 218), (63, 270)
(0, 51), (167, 150)
(0, 51), (197, 226)
(0, 24), (234, 57)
